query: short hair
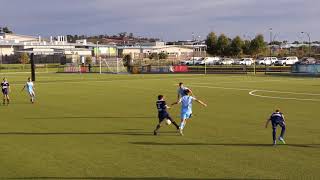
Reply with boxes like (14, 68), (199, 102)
(184, 89), (190, 95)
(179, 82), (183, 86)
(275, 109), (280, 112)
(158, 95), (164, 100)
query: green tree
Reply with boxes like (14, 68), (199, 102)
(205, 32), (217, 55)
(249, 34), (266, 57)
(19, 52), (30, 64)
(216, 34), (230, 56)
(242, 40), (252, 55)
(159, 52), (168, 60)
(2, 26), (13, 33)
(230, 36), (244, 57)
(85, 56), (92, 64)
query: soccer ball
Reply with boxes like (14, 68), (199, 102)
(165, 120), (172, 125)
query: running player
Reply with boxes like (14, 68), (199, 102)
(154, 95), (179, 135)
(177, 82), (193, 101)
(1, 78), (10, 105)
(265, 109), (286, 145)
(172, 89), (207, 136)
(22, 77), (35, 103)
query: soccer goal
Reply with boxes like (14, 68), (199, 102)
(100, 58), (128, 74)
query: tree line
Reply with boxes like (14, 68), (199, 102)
(205, 32), (267, 57)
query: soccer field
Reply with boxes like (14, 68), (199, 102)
(0, 73), (319, 179)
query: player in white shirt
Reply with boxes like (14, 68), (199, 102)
(22, 77), (35, 103)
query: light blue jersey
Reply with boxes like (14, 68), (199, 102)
(179, 95), (196, 120)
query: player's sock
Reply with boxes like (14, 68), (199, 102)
(154, 124), (161, 135)
(172, 121), (179, 129)
(272, 127), (276, 142)
(7, 99), (10, 104)
(280, 125), (286, 139)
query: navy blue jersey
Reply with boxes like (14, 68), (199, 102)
(156, 100), (168, 114)
(270, 112), (284, 122)
(1, 81), (9, 90)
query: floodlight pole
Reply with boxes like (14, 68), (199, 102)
(301, 32), (311, 57)
(116, 47), (119, 74)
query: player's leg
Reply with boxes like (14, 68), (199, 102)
(278, 121), (286, 144)
(6, 94), (10, 104)
(272, 122), (277, 145)
(154, 117), (164, 135)
(167, 114), (179, 130)
(29, 91), (35, 103)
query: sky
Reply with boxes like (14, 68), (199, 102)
(0, 0), (319, 42)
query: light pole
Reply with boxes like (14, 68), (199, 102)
(301, 32), (311, 57)
(96, 41), (101, 74)
(192, 32), (195, 66)
(269, 28), (273, 58)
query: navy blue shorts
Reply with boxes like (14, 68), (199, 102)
(158, 112), (171, 123)
(272, 120), (285, 128)
(2, 89), (8, 95)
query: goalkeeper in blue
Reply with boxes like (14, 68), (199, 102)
(172, 89), (207, 136)
(265, 109), (286, 145)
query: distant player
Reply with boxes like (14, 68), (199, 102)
(265, 109), (286, 145)
(177, 82), (193, 101)
(154, 95), (180, 135)
(1, 78), (10, 105)
(22, 77), (35, 104)
(172, 89), (207, 136)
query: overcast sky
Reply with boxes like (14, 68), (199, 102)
(0, 0), (319, 42)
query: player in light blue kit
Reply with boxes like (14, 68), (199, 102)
(22, 77), (35, 104)
(172, 89), (207, 136)
(177, 82), (193, 101)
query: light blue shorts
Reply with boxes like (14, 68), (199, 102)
(181, 112), (192, 120)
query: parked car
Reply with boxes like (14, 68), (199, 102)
(239, 58), (254, 66)
(257, 57), (278, 65)
(221, 58), (235, 65)
(296, 57), (316, 64)
(199, 57), (220, 65)
(181, 57), (203, 65)
(275, 56), (299, 66)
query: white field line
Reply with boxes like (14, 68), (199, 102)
(249, 90), (320, 102)
(190, 84), (320, 102)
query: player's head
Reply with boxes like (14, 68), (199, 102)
(3, 77), (6, 81)
(184, 89), (191, 95)
(179, 82), (183, 87)
(158, 95), (164, 100)
(27, 77), (31, 81)
(275, 109), (280, 112)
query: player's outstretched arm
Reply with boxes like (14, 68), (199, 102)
(171, 98), (182, 106)
(195, 99), (207, 107)
(265, 119), (271, 128)
(21, 84), (26, 91)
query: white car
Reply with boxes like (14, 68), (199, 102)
(275, 56), (299, 66)
(221, 58), (235, 65)
(239, 58), (254, 66)
(257, 57), (278, 65)
(199, 57), (220, 65)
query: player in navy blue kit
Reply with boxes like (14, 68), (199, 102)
(154, 95), (179, 135)
(265, 109), (286, 145)
(1, 78), (10, 105)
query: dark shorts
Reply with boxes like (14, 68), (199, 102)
(158, 112), (172, 123)
(2, 89), (8, 95)
(272, 120), (285, 128)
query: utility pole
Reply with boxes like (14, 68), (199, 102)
(96, 41), (101, 74)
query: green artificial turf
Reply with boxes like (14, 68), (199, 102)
(0, 73), (319, 179)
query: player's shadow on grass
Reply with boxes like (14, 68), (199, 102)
(5, 177), (278, 180)
(131, 142), (320, 148)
